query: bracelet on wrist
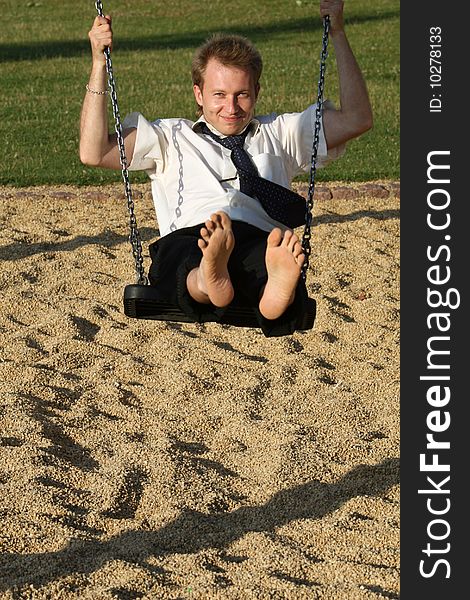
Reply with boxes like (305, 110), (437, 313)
(86, 83), (108, 95)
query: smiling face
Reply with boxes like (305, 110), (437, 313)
(193, 58), (260, 136)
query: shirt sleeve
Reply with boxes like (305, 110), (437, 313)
(271, 101), (346, 174)
(122, 112), (167, 173)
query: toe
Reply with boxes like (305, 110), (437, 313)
(200, 226), (211, 242)
(282, 230), (294, 247)
(205, 219), (215, 232)
(209, 213), (221, 228)
(288, 232), (299, 251)
(217, 211), (232, 228)
(267, 228), (283, 247)
(293, 243), (303, 258)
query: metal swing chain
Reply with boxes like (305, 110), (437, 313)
(301, 15), (330, 282)
(94, 1), (148, 285)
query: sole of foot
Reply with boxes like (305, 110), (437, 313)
(196, 211), (235, 307)
(259, 228), (305, 320)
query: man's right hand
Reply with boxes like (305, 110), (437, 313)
(88, 15), (113, 64)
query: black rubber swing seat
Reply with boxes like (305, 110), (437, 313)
(123, 284), (316, 331)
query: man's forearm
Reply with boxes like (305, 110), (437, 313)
(331, 31), (372, 130)
(79, 62), (112, 167)
(331, 29), (373, 136)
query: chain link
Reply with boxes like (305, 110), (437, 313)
(94, 1), (148, 285)
(169, 122), (185, 232)
(301, 16), (330, 281)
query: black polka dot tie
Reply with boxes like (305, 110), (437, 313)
(200, 123), (306, 228)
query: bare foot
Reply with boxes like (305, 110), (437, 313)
(187, 212), (235, 307)
(259, 228), (305, 320)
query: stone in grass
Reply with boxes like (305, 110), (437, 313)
(11, 191), (45, 200)
(388, 182), (400, 198)
(357, 183), (390, 198)
(331, 186), (360, 200)
(294, 183), (332, 200)
(314, 186), (333, 200)
(82, 190), (111, 202)
(47, 190), (78, 200)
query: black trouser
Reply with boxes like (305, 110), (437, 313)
(148, 220), (308, 337)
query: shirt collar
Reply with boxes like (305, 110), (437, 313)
(193, 115), (260, 138)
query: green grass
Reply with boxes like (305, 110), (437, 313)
(0, 0), (399, 186)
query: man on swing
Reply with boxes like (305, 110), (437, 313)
(80, 0), (372, 337)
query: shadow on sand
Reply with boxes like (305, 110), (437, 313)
(0, 457), (399, 590)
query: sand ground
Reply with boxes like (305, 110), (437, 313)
(0, 182), (399, 599)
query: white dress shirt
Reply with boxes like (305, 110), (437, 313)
(123, 103), (344, 237)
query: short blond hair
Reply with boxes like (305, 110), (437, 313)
(191, 33), (262, 114)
